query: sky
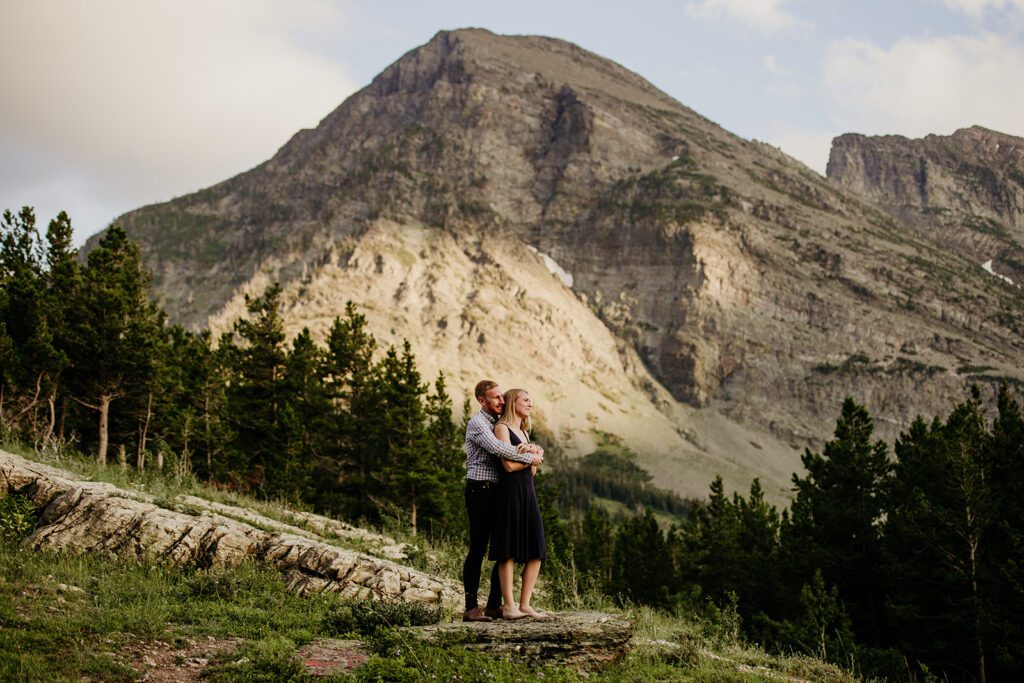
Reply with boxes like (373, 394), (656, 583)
(2, 0), (1023, 247)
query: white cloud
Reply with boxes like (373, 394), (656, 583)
(823, 33), (1024, 139)
(0, 0), (356, 242)
(685, 0), (806, 32)
(940, 0), (1024, 16)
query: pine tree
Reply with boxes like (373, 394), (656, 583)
(0, 208), (65, 439)
(39, 211), (79, 443)
(610, 510), (673, 607)
(679, 476), (742, 606)
(222, 283), (289, 491)
(887, 390), (994, 683)
(373, 342), (433, 534)
(318, 303), (378, 515)
(575, 505), (614, 591)
(782, 398), (890, 645)
(63, 225), (163, 464)
(276, 327), (328, 500)
(735, 479), (782, 621)
(424, 372), (467, 538)
(984, 384), (1024, 678)
(152, 326), (232, 479)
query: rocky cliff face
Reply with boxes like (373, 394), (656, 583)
(97, 29), (1024, 501)
(827, 126), (1024, 287)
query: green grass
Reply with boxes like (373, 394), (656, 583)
(2, 443), (860, 681)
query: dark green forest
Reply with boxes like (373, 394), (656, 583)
(2, 208), (1023, 682)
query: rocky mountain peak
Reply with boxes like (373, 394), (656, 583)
(827, 126), (1024, 285)
(101, 31), (1024, 502)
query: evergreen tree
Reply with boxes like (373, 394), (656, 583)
(372, 342), (433, 534)
(222, 283), (289, 491)
(0, 208), (67, 439)
(609, 510), (673, 607)
(575, 505), (614, 591)
(776, 570), (857, 666)
(154, 326), (232, 479)
(424, 372), (467, 538)
(887, 390), (994, 683)
(276, 327), (328, 500)
(735, 479), (782, 621)
(63, 225), (163, 464)
(39, 211), (79, 443)
(318, 303), (378, 515)
(782, 398), (890, 645)
(679, 476), (743, 606)
(984, 384), (1024, 678)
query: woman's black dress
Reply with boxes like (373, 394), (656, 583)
(489, 429), (547, 563)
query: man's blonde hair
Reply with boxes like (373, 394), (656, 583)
(498, 388), (532, 433)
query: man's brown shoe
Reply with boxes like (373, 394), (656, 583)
(462, 607), (493, 622)
(483, 607), (503, 620)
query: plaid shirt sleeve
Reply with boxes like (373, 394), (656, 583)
(466, 413), (534, 464)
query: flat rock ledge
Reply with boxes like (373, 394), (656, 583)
(0, 450), (459, 607)
(297, 611), (633, 676)
(407, 611), (633, 670)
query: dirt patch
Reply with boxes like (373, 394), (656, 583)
(297, 639), (371, 677)
(120, 635), (242, 682)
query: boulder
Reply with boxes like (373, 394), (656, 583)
(0, 450), (459, 607)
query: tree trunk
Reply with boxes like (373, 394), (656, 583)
(44, 391), (56, 445)
(137, 433), (145, 472)
(97, 394), (111, 465)
(411, 498), (418, 537)
(57, 395), (67, 441)
(204, 395), (212, 477)
(137, 391), (153, 463)
(118, 443), (127, 469)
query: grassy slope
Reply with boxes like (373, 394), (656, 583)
(0, 442), (856, 682)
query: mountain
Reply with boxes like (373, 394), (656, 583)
(95, 29), (1024, 502)
(828, 125), (1024, 287)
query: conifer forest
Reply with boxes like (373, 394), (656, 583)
(2, 208), (1023, 681)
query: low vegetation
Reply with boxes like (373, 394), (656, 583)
(1, 453), (854, 682)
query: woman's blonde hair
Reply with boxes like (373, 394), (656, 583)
(498, 388), (532, 433)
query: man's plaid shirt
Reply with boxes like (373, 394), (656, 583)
(464, 409), (534, 482)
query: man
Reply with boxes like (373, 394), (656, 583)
(462, 379), (544, 622)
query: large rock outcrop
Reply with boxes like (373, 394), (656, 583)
(0, 449), (459, 606)
(828, 126), (1024, 287)
(94, 29), (1024, 501)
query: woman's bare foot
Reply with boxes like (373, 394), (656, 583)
(502, 605), (528, 620)
(520, 606), (551, 620)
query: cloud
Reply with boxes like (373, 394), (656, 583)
(0, 0), (356, 242)
(685, 0), (806, 32)
(823, 33), (1024, 139)
(939, 0), (1024, 16)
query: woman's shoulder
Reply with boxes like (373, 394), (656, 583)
(494, 422), (510, 437)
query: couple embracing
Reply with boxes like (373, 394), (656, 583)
(462, 379), (549, 622)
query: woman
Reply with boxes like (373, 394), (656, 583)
(489, 388), (549, 620)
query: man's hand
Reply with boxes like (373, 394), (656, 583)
(515, 443), (544, 466)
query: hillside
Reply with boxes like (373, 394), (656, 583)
(95, 28), (1024, 501)
(1, 446), (855, 681)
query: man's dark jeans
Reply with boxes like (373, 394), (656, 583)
(462, 480), (502, 611)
